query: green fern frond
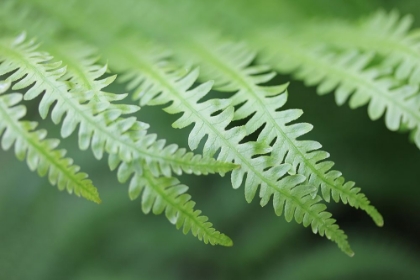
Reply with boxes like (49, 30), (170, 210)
(0, 35), (237, 177)
(96, 113), (233, 246)
(299, 10), (420, 85)
(111, 40), (353, 255)
(0, 80), (100, 203)
(113, 159), (233, 246)
(0, 0), (395, 255)
(255, 31), (420, 151)
(172, 36), (383, 227)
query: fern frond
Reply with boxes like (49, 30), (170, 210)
(112, 39), (353, 255)
(0, 80), (100, 203)
(112, 158), (233, 246)
(173, 36), (383, 227)
(0, 35), (237, 177)
(300, 10), (420, 85)
(255, 31), (420, 151)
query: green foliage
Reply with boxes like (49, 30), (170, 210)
(0, 32), (236, 246)
(0, 0), (418, 258)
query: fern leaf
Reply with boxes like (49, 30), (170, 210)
(0, 80), (100, 203)
(173, 36), (383, 227)
(112, 39), (353, 255)
(0, 35), (237, 177)
(112, 158), (233, 246)
(299, 10), (420, 85)
(256, 30), (420, 152)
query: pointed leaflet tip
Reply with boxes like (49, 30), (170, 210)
(0, 80), (11, 94)
(220, 234), (234, 247)
(375, 214), (384, 227)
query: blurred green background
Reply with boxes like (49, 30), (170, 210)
(1, 0), (420, 279)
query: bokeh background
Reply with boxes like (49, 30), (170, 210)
(1, 0), (420, 279)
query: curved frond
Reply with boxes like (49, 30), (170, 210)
(112, 39), (353, 256)
(255, 30), (420, 151)
(0, 80), (100, 203)
(113, 158), (233, 246)
(0, 35), (237, 177)
(173, 36), (383, 227)
(299, 11), (420, 85)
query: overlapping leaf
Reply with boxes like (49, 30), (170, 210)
(0, 35), (237, 177)
(0, 34), (236, 245)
